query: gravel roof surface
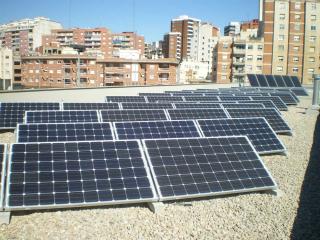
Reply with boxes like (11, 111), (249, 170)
(0, 96), (319, 240)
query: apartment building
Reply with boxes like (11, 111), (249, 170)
(144, 41), (163, 59)
(0, 17), (62, 55)
(261, 0), (320, 84)
(0, 47), (13, 90)
(111, 32), (145, 57)
(224, 22), (241, 36)
(162, 32), (181, 60)
(179, 59), (211, 84)
(21, 53), (178, 88)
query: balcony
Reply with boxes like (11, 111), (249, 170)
(233, 48), (246, 55)
(233, 59), (245, 65)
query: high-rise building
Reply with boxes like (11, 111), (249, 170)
(0, 47), (13, 90)
(224, 22), (241, 36)
(111, 32), (145, 57)
(162, 32), (181, 60)
(0, 17), (62, 56)
(144, 41), (163, 59)
(261, 0), (320, 84)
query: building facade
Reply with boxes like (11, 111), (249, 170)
(224, 22), (241, 36)
(0, 47), (13, 90)
(162, 32), (181, 60)
(261, 0), (320, 84)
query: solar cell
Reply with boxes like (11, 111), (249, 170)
(114, 120), (201, 140)
(173, 103), (222, 109)
(100, 109), (168, 122)
(0, 144), (7, 209)
(146, 96), (184, 103)
(17, 122), (114, 143)
(274, 75), (286, 87)
(0, 102), (60, 129)
(143, 136), (277, 201)
(167, 108), (228, 120)
(250, 96), (288, 111)
(221, 103), (265, 109)
(225, 108), (291, 133)
(184, 96), (220, 102)
(269, 93), (298, 105)
(238, 100), (279, 111)
(197, 118), (286, 154)
(219, 96), (252, 101)
(6, 140), (157, 210)
(289, 76), (302, 87)
(256, 75), (269, 87)
(121, 102), (174, 110)
(105, 96), (146, 103)
(63, 103), (120, 110)
(247, 74), (259, 87)
(25, 110), (100, 124)
(282, 76), (294, 87)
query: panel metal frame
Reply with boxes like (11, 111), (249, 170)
(0, 144), (7, 210)
(5, 139), (159, 211)
(142, 136), (278, 202)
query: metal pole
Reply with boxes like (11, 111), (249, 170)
(312, 74), (320, 107)
(77, 54), (80, 87)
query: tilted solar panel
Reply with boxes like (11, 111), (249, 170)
(221, 103), (265, 109)
(250, 96), (288, 111)
(173, 103), (222, 109)
(197, 118), (286, 154)
(17, 122), (114, 143)
(6, 140), (157, 210)
(265, 75), (277, 87)
(225, 108), (291, 133)
(248, 74), (259, 87)
(238, 100), (279, 111)
(269, 93), (298, 105)
(167, 108), (229, 120)
(63, 103), (120, 110)
(146, 96), (184, 103)
(290, 88), (308, 96)
(0, 144), (7, 209)
(274, 75), (286, 87)
(282, 76), (294, 87)
(256, 75), (269, 87)
(105, 96), (146, 103)
(100, 109), (168, 122)
(114, 120), (201, 140)
(184, 96), (220, 102)
(121, 102), (174, 109)
(219, 96), (252, 101)
(25, 110), (100, 124)
(289, 76), (302, 87)
(143, 136), (277, 201)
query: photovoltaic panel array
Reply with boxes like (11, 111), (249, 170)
(173, 103), (222, 109)
(167, 108), (229, 120)
(100, 109), (168, 122)
(184, 96), (219, 102)
(63, 103), (120, 110)
(146, 96), (184, 103)
(219, 96), (252, 101)
(106, 96), (146, 103)
(250, 96), (288, 111)
(0, 102), (60, 129)
(17, 123), (114, 143)
(239, 100), (279, 111)
(290, 88), (308, 96)
(248, 74), (302, 88)
(114, 120), (201, 140)
(6, 140), (157, 210)
(139, 93), (171, 96)
(25, 110), (100, 124)
(143, 137), (277, 201)
(197, 118), (286, 154)
(269, 93), (298, 105)
(121, 102), (174, 110)
(220, 103), (265, 109)
(225, 108), (291, 133)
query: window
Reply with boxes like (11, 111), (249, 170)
(257, 55), (263, 61)
(309, 57), (315, 62)
(222, 64), (228, 70)
(49, 70), (53, 74)
(310, 36), (316, 42)
(247, 55), (253, 61)
(293, 46), (299, 52)
(295, 2), (301, 10)
(308, 68), (315, 74)
(222, 55), (228, 60)
(293, 56), (299, 62)
(247, 45), (253, 50)
(294, 24), (301, 31)
(247, 65), (253, 71)
(258, 45), (263, 50)
(57, 70), (61, 74)
(223, 43), (229, 49)
(280, 14), (285, 20)
(5, 56), (9, 59)
(278, 45), (285, 51)
(277, 66), (283, 72)
(311, 3), (317, 10)
(35, 70), (39, 73)
(295, 14), (301, 20)
(311, 25), (317, 31)
(279, 3), (285, 10)
(221, 75), (227, 80)
(311, 15), (316, 21)
(278, 35), (285, 41)
(279, 24), (285, 30)
(310, 47), (315, 53)
(278, 56), (284, 62)
(256, 66), (262, 71)
(292, 67), (299, 73)
(293, 36), (300, 42)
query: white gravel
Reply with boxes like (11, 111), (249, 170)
(0, 96), (318, 240)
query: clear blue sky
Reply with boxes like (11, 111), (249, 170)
(1, 0), (259, 42)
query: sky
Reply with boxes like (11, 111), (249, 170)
(0, 0), (259, 42)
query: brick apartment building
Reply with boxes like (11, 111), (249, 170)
(261, 0), (320, 84)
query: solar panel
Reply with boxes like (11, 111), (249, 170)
(290, 88), (308, 96)
(139, 93), (171, 96)
(173, 103), (222, 109)
(184, 96), (219, 102)
(219, 96), (252, 101)
(25, 110), (100, 124)
(167, 108), (228, 120)
(105, 96), (146, 103)
(197, 118), (286, 154)
(100, 109), (168, 122)
(143, 136), (277, 201)
(63, 103), (120, 110)
(269, 93), (298, 105)
(17, 122), (114, 143)
(247, 74), (259, 87)
(121, 102), (174, 109)
(225, 108), (291, 133)
(0, 102), (61, 129)
(274, 75), (286, 87)
(146, 96), (184, 103)
(221, 103), (265, 109)
(171, 93), (204, 96)
(282, 76), (294, 87)
(256, 75), (269, 87)
(114, 120), (201, 140)
(0, 144), (7, 209)
(6, 140), (157, 210)
(250, 96), (288, 111)
(265, 75), (277, 87)
(238, 100), (279, 111)
(289, 76), (302, 87)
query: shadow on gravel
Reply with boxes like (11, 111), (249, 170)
(291, 113), (320, 240)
